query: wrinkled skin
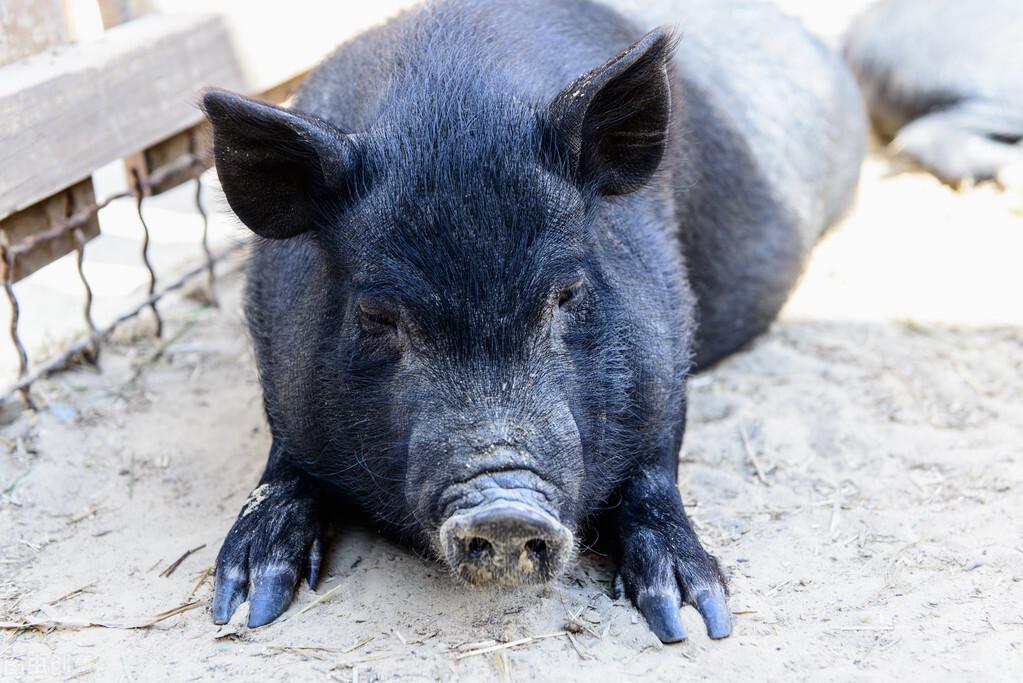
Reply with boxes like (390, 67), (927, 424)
(203, 0), (865, 642)
(844, 0), (1023, 184)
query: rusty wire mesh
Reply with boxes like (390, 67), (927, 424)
(0, 154), (241, 409)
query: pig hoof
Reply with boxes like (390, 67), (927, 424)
(212, 481), (325, 627)
(620, 528), (731, 642)
(247, 569), (301, 627)
(636, 593), (688, 643)
(694, 585), (732, 639)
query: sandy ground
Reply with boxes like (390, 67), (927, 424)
(2, 145), (1022, 681)
(3, 0), (1023, 675)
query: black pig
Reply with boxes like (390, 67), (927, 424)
(202, 0), (865, 643)
(844, 0), (1023, 184)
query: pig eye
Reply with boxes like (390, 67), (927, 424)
(357, 300), (399, 335)
(558, 278), (586, 309)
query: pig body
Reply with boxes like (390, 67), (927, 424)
(204, 0), (865, 642)
(844, 0), (1023, 184)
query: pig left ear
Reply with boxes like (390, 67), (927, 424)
(201, 89), (358, 239)
(545, 29), (675, 196)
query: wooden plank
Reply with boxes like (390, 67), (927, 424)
(0, 0), (68, 66)
(0, 178), (100, 282)
(122, 123), (210, 196)
(0, 12), (247, 221)
(0, 0), (104, 281)
(122, 66), (307, 196)
(97, 0), (155, 29)
(258, 72), (308, 107)
(98, 0), (199, 197)
(147, 1), (416, 96)
(0, 3), (417, 221)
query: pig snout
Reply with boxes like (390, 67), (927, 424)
(440, 499), (573, 586)
(409, 419), (583, 587)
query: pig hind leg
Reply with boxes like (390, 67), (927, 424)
(892, 102), (1023, 185)
(212, 443), (327, 627)
(616, 469), (731, 642)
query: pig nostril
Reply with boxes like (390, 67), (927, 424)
(466, 537), (492, 559)
(524, 539), (548, 562)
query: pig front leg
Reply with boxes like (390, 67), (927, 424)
(212, 443), (327, 627)
(616, 468), (731, 643)
(892, 103), (1023, 185)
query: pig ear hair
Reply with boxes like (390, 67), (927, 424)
(545, 28), (676, 196)
(201, 88), (357, 239)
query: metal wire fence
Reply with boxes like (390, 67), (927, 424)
(0, 153), (241, 409)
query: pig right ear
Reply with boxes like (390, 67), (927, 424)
(544, 29), (675, 196)
(201, 89), (357, 239)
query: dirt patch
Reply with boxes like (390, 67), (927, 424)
(2, 152), (1022, 680)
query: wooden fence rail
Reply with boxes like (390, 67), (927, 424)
(0, 0), (413, 405)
